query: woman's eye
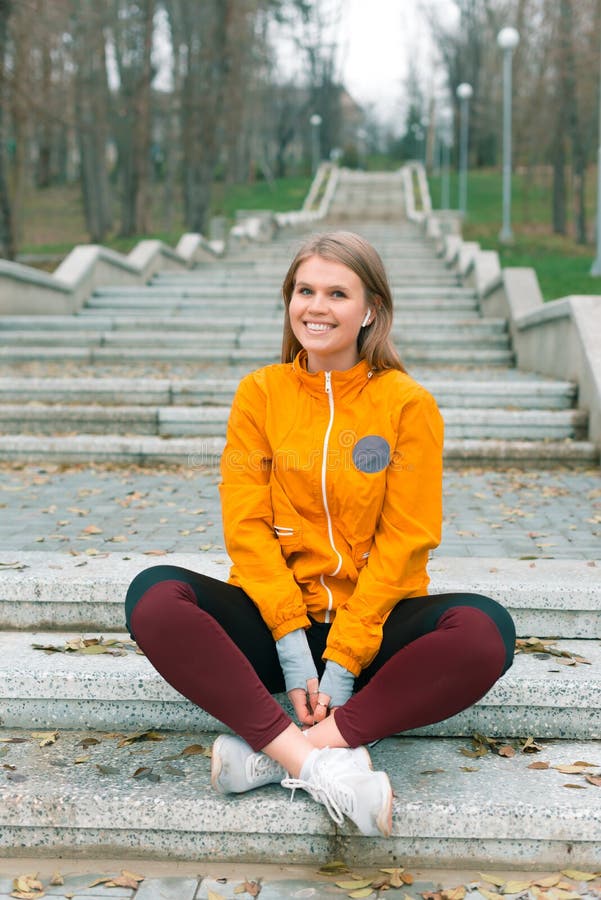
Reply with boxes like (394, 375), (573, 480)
(298, 287), (312, 295)
(332, 291), (346, 298)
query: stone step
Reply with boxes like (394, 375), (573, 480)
(0, 434), (595, 464)
(0, 627), (598, 738)
(1, 729), (599, 866)
(0, 375), (576, 409)
(80, 297), (480, 313)
(0, 346), (514, 366)
(0, 314), (507, 333)
(2, 552), (598, 638)
(1, 328), (511, 350)
(0, 404), (585, 440)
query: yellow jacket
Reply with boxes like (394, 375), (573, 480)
(219, 350), (444, 676)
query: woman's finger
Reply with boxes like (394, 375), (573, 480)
(307, 677), (319, 712)
(313, 692), (331, 723)
(288, 688), (314, 726)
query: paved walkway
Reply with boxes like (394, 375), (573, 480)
(1, 859), (600, 900)
(1, 462), (599, 560)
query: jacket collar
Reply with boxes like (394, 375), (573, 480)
(292, 349), (373, 399)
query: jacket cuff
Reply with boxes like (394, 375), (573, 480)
(271, 614), (311, 642)
(322, 645), (362, 677)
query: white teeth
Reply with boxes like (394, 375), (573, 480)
(305, 322), (334, 332)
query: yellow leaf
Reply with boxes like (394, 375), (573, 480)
(318, 861), (350, 875)
(570, 762), (600, 769)
(348, 889), (375, 899)
(534, 877), (561, 888)
(443, 887), (466, 900)
(50, 872), (64, 886)
(561, 872), (599, 882)
(31, 731), (58, 748)
(480, 875), (507, 888)
(120, 870), (144, 883)
(504, 882), (533, 894)
(336, 880), (373, 890)
(479, 891), (504, 900)
(552, 892), (581, 900)
(82, 524), (102, 534)
(380, 868), (405, 874)
(553, 765), (589, 774)
(207, 891), (225, 900)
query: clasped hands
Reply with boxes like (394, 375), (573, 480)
(275, 628), (355, 727)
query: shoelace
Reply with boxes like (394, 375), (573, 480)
(281, 773), (356, 827)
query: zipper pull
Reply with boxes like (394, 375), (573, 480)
(325, 371), (332, 393)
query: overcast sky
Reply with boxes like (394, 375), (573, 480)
(339, 0), (457, 120)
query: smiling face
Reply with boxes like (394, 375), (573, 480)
(288, 255), (372, 373)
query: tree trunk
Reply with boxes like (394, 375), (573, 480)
(0, 0), (14, 258)
(180, 0), (231, 234)
(72, 0), (113, 242)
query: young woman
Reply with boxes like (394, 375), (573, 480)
(125, 231), (515, 838)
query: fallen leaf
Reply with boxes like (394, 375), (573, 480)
(442, 888), (466, 900)
(563, 783), (587, 789)
(95, 764), (120, 775)
(318, 861), (350, 875)
(0, 561), (28, 570)
(207, 891), (225, 900)
(584, 775), (601, 787)
(420, 768), (445, 775)
(561, 871), (600, 882)
(31, 731), (58, 748)
(533, 877), (561, 888)
(460, 766), (480, 772)
(479, 891), (504, 900)
(498, 746), (516, 758)
(82, 524), (102, 534)
(528, 762), (550, 770)
(480, 875), (507, 888)
(504, 882), (532, 894)
(571, 761), (600, 768)
(49, 872), (64, 886)
(348, 890), (375, 899)
(118, 730), (165, 747)
(143, 549), (168, 556)
(553, 765), (589, 774)
(337, 880), (373, 890)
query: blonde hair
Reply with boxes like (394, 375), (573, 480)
(281, 231), (406, 372)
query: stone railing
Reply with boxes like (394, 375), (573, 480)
(0, 234), (220, 316)
(228, 163), (340, 243)
(405, 164), (601, 454)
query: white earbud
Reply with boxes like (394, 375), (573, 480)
(361, 311), (372, 328)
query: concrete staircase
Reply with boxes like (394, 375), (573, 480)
(0, 169), (600, 867)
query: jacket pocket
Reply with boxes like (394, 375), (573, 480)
(352, 537), (373, 569)
(271, 485), (303, 553)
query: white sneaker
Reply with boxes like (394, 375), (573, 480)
(282, 746), (393, 837)
(211, 734), (285, 794)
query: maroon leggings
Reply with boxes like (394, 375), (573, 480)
(126, 565), (514, 751)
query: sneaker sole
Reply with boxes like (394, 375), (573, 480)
(210, 735), (227, 794)
(375, 772), (393, 838)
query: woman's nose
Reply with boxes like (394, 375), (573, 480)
(307, 291), (327, 312)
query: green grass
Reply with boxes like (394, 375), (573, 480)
(428, 168), (601, 300)
(17, 175), (313, 261)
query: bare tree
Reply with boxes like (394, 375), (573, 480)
(70, 0), (113, 242)
(0, 0), (14, 258)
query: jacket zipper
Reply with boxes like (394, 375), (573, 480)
(321, 370), (342, 622)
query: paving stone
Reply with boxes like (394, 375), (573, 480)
(135, 876), (198, 899)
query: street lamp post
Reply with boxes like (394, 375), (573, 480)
(456, 83), (473, 218)
(310, 114), (322, 175)
(497, 27), (520, 243)
(411, 123), (425, 164)
(591, 30), (601, 275)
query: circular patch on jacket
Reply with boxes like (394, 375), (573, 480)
(352, 435), (391, 473)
